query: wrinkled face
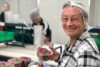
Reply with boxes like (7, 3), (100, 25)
(32, 17), (41, 25)
(61, 6), (85, 38)
(3, 4), (9, 11)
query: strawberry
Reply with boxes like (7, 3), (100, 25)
(38, 62), (44, 67)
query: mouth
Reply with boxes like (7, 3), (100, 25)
(65, 27), (77, 31)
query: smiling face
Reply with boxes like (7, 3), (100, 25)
(61, 6), (85, 38)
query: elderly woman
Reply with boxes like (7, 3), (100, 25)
(38, 1), (100, 67)
(30, 8), (52, 44)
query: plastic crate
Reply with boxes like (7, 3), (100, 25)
(0, 31), (14, 43)
(92, 35), (100, 51)
(0, 31), (6, 42)
(5, 32), (15, 41)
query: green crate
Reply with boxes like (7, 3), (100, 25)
(0, 31), (14, 42)
(92, 35), (100, 51)
(0, 37), (6, 42)
(5, 32), (14, 41)
(0, 31), (6, 42)
(0, 31), (5, 35)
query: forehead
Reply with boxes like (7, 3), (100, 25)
(62, 6), (82, 17)
(3, 4), (9, 7)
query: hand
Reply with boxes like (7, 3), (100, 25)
(44, 36), (50, 44)
(37, 44), (60, 61)
(48, 46), (60, 61)
(37, 45), (53, 61)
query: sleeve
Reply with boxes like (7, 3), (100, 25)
(0, 12), (5, 22)
(76, 51), (99, 67)
(43, 20), (52, 41)
(42, 20), (49, 35)
(55, 45), (65, 62)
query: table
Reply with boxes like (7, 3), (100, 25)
(0, 44), (58, 66)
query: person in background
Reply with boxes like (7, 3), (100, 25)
(30, 8), (52, 44)
(0, 3), (10, 45)
(38, 1), (100, 67)
(0, 3), (10, 22)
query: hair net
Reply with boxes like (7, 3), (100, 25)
(30, 8), (40, 20)
(62, 1), (90, 30)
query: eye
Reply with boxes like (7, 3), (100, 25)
(72, 18), (77, 21)
(61, 17), (68, 22)
(71, 17), (79, 22)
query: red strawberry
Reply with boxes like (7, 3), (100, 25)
(38, 62), (44, 67)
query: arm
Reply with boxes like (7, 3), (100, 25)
(42, 20), (49, 35)
(0, 12), (5, 22)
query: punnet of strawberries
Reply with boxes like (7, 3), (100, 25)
(37, 45), (53, 56)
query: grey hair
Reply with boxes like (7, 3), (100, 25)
(30, 8), (40, 20)
(62, 1), (89, 30)
(3, 3), (10, 6)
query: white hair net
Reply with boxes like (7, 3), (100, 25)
(30, 8), (40, 20)
(62, 1), (90, 30)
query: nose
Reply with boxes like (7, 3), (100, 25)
(66, 19), (73, 26)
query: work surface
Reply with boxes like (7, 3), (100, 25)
(0, 44), (59, 66)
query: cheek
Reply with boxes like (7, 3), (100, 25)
(62, 22), (66, 28)
(77, 23), (84, 31)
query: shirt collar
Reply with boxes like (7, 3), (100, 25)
(65, 31), (90, 53)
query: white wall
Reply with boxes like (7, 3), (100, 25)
(5, 0), (19, 14)
(39, 0), (90, 44)
(19, 0), (38, 23)
(0, 0), (6, 13)
(5, 0), (38, 24)
(90, 0), (100, 27)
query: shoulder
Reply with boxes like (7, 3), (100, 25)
(73, 42), (100, 62)
(77, 35), (99, 54)
(74, 38), (99, 59)
(75, 50), (100, 66)
(42, 20), (48, 25)
(0, 12), (4, 15)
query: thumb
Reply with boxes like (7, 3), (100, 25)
(48, 42), (54, 48)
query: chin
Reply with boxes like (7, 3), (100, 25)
(66, 32), (76, 37)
